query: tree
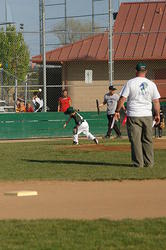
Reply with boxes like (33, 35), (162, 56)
(54, 18), (99, 45)
(0, 25), (30, 85)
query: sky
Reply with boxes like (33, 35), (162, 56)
(0, 0), (144, 56)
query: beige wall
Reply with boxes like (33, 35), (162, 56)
(63, 61), (109, 111)
(62, 60), (166, 111)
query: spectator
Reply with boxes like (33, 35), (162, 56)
(115, 62), (160, 168)
(16, 99), (26, 113)
(26, 102), (34, 112)
(32, 91), (43, 112)
(20, 101), (26, 112)
(58, 89), (72, 112)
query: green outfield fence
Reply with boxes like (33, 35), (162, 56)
(0, 112), (108, 140)
(0, 107), (165, 140)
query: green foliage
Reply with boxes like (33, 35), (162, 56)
(0, 25), (30, 85)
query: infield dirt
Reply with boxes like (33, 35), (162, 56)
(0, 180), (166, 220)
(64, 138), (166, 152)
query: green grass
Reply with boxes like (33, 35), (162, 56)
(0, 139), (165, 181)
(0, 218), (166, 250)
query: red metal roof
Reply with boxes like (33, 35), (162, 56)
(32, 1), (166, 63)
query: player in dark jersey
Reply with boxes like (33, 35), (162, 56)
(64, 107), (98, 145)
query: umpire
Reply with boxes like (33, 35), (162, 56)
(100, 85), (123, 138)
(115, 62), (160, 167)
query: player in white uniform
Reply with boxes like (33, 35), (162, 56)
(64, 107), (98, 145)
(99, 86), (125, 138)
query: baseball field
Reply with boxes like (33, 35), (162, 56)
(0, 138), (166, 249)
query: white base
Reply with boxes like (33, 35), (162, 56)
(4, 190), (38, 197)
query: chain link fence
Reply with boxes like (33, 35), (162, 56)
(0, 24), (165, 138)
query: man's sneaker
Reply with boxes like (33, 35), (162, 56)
(94, 138), (99, 144)
(73, 141), (79, 145)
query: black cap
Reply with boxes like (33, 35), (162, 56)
(109, 85), (117, 91)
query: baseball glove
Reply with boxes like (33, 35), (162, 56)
(96, 99), (100, 115)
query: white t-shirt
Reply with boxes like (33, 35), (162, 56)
(120, 77), (160, 117)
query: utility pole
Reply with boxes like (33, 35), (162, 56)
(108, 0), (113, 86)
(42, 0), (47, 112)
(5, 0), (7, 30)
(118, 0), (121, 9)
(92, 0), (94, 32)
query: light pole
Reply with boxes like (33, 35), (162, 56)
(108, 0), (113, 86)
(42, 0), (47, 112)
(5, 0), (7, 30)
(4, 0), (15, 29)
(64, 0), (67, 44)
(92, 0), (94, 32)
(39, 0), (43, 54)
(118, 0), (121, 9)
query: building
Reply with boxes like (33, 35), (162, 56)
(32, 1), (166, 111)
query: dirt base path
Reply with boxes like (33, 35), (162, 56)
(0, 180), (166, 220)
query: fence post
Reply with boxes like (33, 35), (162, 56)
(108, 0), (113, 86)
(14, 79), (18, 111)
(0, 68), (3, 100)
(25, 81), (28, 106)
(42, 0), (47, 112)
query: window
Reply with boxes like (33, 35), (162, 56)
(85, 70), (93, 84)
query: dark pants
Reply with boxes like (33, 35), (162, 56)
(106, 114), (121, 137)
(127, 116), (154, 167)
(155, 126), (162, 138)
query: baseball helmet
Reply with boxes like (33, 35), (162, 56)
(64, 107), (75, 115)
(109, 85), (117, 91)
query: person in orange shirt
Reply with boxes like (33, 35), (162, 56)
(16, 99), (26, 112)
(58, 89), (72, 112)
(20, 101), (26, 112)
